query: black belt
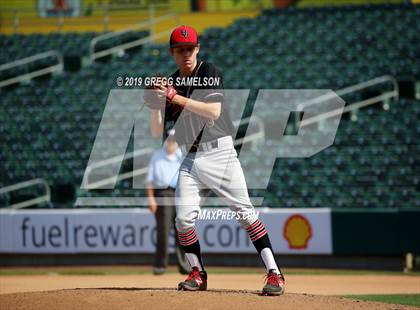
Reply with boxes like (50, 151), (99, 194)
(154, 187), (176, 193)
(188, 140), (219, 153)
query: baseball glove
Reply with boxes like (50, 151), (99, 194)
(143, 74), (178, 110)
(143, 85), (165, 110)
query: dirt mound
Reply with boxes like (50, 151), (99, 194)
(0, 289), (416, 310)
(2, 274), (420, 295)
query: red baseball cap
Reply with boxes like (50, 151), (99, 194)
(169, 25), (199, 48)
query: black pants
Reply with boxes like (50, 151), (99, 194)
(154, 188), (188, 273)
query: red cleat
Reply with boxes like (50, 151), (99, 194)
(178, 267), (207, 291)
(262, 269), (285, 296)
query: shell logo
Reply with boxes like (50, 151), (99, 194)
(283, 214), (313, 249)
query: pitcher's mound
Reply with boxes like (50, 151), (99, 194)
(0, 288), (413, 310)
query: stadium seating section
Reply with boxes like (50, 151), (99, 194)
(0, 4), (419, 208)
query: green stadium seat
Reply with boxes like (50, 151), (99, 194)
(1, 4), (419, 209)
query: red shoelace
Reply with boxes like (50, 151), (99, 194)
(186, 267), (200, 281)
(266, 272), (281, 286)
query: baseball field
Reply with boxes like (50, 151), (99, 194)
(1, 1), (420, 310)
(1, 266), (419, 309)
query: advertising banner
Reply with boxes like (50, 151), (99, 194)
(0, 208), (332, 254)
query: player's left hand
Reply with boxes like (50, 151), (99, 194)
(143, 86), (165, 110)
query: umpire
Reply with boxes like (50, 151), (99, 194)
(146, 129), (188, 275)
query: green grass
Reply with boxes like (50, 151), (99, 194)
(344, 294), (420, 307)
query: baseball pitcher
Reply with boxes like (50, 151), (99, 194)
(144, 25), (285, 296)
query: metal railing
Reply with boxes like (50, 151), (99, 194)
(233, 115), (265, 150)
(89, 13), (179, 62)
(0, 50), (63, 88)
(0, 178), (51, 209)
(0, 9), (177, 86)
(82, 147), (154, 190)
(297, 75), (399, 128)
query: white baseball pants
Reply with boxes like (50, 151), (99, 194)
(175, 136), (258, 232)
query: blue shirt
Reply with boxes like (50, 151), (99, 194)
(146, 147), (182, 189)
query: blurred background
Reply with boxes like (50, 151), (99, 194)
(0, 0), (419, 270)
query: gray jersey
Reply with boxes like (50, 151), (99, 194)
(162, 61), (235, 145)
